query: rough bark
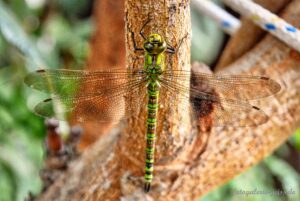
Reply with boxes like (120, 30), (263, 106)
(36, 0), (300, 200)
(216, 0), (291, 70)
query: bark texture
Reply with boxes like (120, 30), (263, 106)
(36, 0), (300, 200)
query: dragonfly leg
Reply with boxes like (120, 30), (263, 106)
(130, 13), (154, 52)
(166, 33), (189, 54)
(132, 55), (143, 67)
(140, 13), (153, 40)
(166, 44), (175, 54)
(130, 31), (144, 52)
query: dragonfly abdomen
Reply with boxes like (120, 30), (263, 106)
(144, 81), (160, 192)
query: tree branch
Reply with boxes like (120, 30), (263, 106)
(216, 0), (291, 70)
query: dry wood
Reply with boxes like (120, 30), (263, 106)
(216, 0), (291, 70)
(35, 0), (300, 200)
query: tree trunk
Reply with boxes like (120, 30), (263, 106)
(35, 0), (300, 200)
(121, 0), (193, 179)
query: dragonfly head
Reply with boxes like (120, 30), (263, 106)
(144, 34), (167, 55)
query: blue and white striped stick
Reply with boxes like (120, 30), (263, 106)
(191, 0), (241, 35)
(224, 0), (300, 52)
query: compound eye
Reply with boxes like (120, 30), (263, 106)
(149, 35), (161, 43)
(153, 38), (159, 43)
(144, 42), (154, 51)
(149, 37), (156, 43)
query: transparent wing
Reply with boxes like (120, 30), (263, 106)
(24, 68), (147, 98)
(162, 70), (281, 100)
(159, 71), (277, 127)
(25, 68), (148, 122)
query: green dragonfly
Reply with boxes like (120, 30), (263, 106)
(24, 18), (281, 192)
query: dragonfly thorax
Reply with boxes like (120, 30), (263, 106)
(143, 33), (167, 55)
(145, 67), (162, 82)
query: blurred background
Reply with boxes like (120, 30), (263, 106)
(0, 0), (299, 201)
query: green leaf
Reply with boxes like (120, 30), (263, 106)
(57, 0), (90, 17)
(264, 156), (300, 201)
(293, 128), (300, 151)
(0, 163), (16, 201)
(201, 183), (232, 201)
(229, 164), (279, 201)
(0, 141), (42, 201)
(0, 1), (45, 69)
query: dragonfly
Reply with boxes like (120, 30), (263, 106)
(24, 16), (281, 192)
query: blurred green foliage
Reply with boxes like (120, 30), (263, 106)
(0, 0), (299, 201)
(0, 0), (92, 200)
(191, 0), (224, 65)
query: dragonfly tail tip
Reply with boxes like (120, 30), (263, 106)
(144, 182), (151, 193)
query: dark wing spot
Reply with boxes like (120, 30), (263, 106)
(43, 98), (52, 102)
(37, 69), (46, 73)
(252, 106), (260, 110)
(192, 98), (214, 118)
(260, 76), (270, 80)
